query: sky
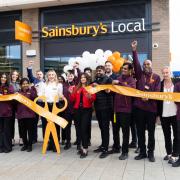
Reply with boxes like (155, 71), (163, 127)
(170, 0), (180, 71)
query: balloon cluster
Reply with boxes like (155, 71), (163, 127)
(63, 49), (125, 73)
(107, 52), (125, 73)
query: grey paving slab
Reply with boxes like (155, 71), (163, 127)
(0, 123), (180, 180)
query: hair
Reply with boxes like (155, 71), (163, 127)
(105, 60), (112, 65)
(0, 73), (10, 86)
(161, 66), (171, 72)
(45, 69), (58, 84)
(123, 62), (134, 70)
(20, 78), (30, 86)
(84, 67), (92, 73)
(67, 69), (75, 75)
(73, 73), (91, 93)
(58, 75), (65, 83)
(10, 70), (20, 82)
(36, 70), (43, 74)
(96, 65), (105, 71)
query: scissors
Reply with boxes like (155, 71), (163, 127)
(34, 95), (68, 154)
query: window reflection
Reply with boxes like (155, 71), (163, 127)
(0, 45), (21, 73)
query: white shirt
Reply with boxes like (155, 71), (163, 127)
(34, 81), (45, 96)
(39, 82), (63, 103)
(162, 85), (177, 117)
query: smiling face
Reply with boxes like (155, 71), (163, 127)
(11, 71), (19, 82)
(122, 64), (131, 76)
(47, 71), (57, 82)
(1, 74), (7, 84)
(80, 74), (87, 85)
(143, 60), (152, 73)
(162, 67), (171, 80)
(96, 68), (105, 78)
(36, 71), (44, 80)
(105, 62), (113, 74)
(21, 80), (29, 91)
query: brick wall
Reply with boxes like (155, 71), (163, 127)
(22, 8), (40, 77)
(152, 0), (169, 77)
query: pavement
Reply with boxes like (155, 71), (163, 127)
(0, 122), (180, 180)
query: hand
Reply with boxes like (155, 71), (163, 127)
(73, 62), (79, 69)
(92, 83), (98, 87)
(112, 80), (119, 85)
(28, 60), (34, 67)
(105, 89), (111, 93)
(142, 98), (148, 101)
(131, 40), (137, 51)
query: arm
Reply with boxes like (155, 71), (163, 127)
(131, 41), (143, 80)
(27, 67), (36, 83)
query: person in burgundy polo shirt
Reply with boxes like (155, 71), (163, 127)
(0, 73), (14, 153)
(131, 40), (161, 162)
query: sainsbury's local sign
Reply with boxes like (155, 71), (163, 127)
(41, 18), (145, 38)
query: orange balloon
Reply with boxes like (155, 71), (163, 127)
(112, 58), (124, 73)
(112, 51), (121, 59)
(108, 55), (116, 64)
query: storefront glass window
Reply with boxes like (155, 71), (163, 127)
(0, 44), (21, 73)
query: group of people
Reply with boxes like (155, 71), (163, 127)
(0, 41), (180, 167)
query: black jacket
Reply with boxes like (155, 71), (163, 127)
(93, 75), (113, 110)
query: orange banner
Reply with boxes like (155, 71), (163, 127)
(15, 21), (32, 44)
(0, 94), (68, 128)
(85, 85), (180, 102)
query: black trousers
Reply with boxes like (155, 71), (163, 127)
(130, 108), (138, 144)
(135, 108), (156, 155)
(113, 112), (131, 153)
(74, 108), (92, 149)
(41, 103), (60, 148)
(177, 120), (180, 154)
(0, 117), (12, 151)
(32, 114), (39, 142)
(62, 112), (73, 144)
(96, 109), (111, 150)
(18, 118), (34, 147)
(88, 110), (92, 142)
(160, 116), (178, 156)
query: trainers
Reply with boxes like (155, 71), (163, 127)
(168, 156), (178, 164)
(119, 153), (128, 160)
(135, 153), (147, 160)
(99, 150), (109, 159)
(80, 150), (88, 159)
(164, 154), (171, 161)
(172, 158), (180, 167)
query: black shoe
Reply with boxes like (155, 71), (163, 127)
(21, 146), (28, 151)
(148, 153), (155, 162)
(119, 153), (128, 160)
(108, 148), (120, 154)
(99, 150), (109, 159)
(4, 149), (12, 153)
(94, 147), (103, 153)
(129, 142), (137, 148)
(163, 155), (171, 161)
(27, 146), (32, 152)
(73, 141), (77, 145)
(80, 151), (88, 158)
(168, 156), (178, 164)
(135, 153), (147, 160)
(172, 158), (180, 167)
(64, 143), (71, 150)
(135, 147), (140, 154)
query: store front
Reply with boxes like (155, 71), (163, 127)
(40, 0), (152, 75)
(0, 11), (22, 73)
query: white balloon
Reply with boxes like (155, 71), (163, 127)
(63, 65), (73, 73)
(97, 57), (106, 66)
(104, 50), (112, 59)
(95, 49), (104, 58)
(82, 51), (90, 58)
(68, 58), (76, 66)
